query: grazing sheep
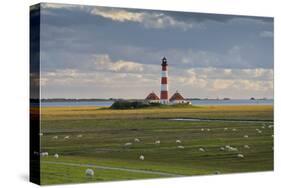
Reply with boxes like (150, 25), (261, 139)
(155, 140), (160, 144)
(232, 128), (237, 132)
(261, 126), (266, 129)
(124, 142), (132, 146)
(39, 133), (43, 136)
(40, 152), (48, 157)
(176, 139), (181, 144)
(85, 169), (94, 177)
(224, 128), (228, 131)
(268, 125), (273, 129)
(206, 128), (211, 132)
(64, 136), (70, 139)
(220, 147), (225, 151)
(54, 153), (59, 158)
(244, 135), (249, 138)
(134, 138), (140, 142)
(201, 128), (205, 131)
(225, 145), (238, 151)
(177, 146), (185, 149)
(77, 134), (83, 138)
(199, 147), (205, 152)
(52, 136), (58, 139)
(244, 145), (250, 149)
(139, 155), (144, 160)
(237, 154), (244, 158)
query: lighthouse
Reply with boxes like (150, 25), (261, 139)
(160, 57), (169, 104)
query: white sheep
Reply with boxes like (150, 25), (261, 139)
(155, 140), (160, 144)
(177, 145), (185, 149)
(40, 152), (48, 157)
(52, 136), (58, 139)
(201, 128), (205, 131)
(139, 155), (144, 160)
(206, 128), (211, 132)
(220, 147), (225, 151)
(77, 134), (83, 138)
(54, 153), (59, 158)
(124, 142), (132, 146)
(39, 133), (43, 136)
(134, 138), (140, 142)
(225, 145), (238, 151)
(244, 135), (249, 138)
(232, 128), (237, 132)
(244, 145), (250, 149)
(85, 168), (94, 177)
(176, 139), (181, 144)
(268, 125), (272, 129)
(224, 128), (228, 131)
(64, 136), (70, 139)
(256, 128), (262, 133)
(199, 147), (205, 152)
(237, 154), (244, 158)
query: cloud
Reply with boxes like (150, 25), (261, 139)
(91, 54), (144, 73)
(90, 7), (194, 30)
(260, 31), (273, 38)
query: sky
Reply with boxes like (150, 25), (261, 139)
(39, 3), (274, 99)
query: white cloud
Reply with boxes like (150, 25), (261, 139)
(91, 54), (144, 73)
(91, 7), (194, 30)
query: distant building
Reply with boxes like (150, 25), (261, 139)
(145, 92), (160, 103)
(169, 91), (190, 104)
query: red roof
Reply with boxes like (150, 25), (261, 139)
(170, 92), (185, 101)
(145, 92), (160, 100)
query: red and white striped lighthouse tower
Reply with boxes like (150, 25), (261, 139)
(160, 57), (169, 104)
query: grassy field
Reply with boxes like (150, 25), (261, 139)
(40, 105), (274, 185)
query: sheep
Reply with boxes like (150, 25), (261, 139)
(85, 168), (94, 177)
(244, 135), (249, 138)
(40, 152), (48, 157)
(176, 139), (181, 144)
(139, 155), (144, 160)
(177, 146), (185, 149)
(219, 147), (225, 151)
(39, 133), (43, 136)
(155, 140), (160, 144)
(77, 134), (83, 138)
(199, 147), (205, 152)
(268, 125), (273, 129)
(244, 145), (250, 149)
(124, 142), (132, 146)
(256, 129), (262, 134)
(52, 136), (58, 139)
(225, 145), (238, 151)
(206, 128), (211, 132)
(272, 134), (274, 138)
(64, 136), (70, 139)
(201, 128), (205, 131)
(224, 128), (228, 131)
(232, 128), (237, 132)
(134, 138), (140, 142)
(261, 126), (266, 129)
(54, 153), (59, 158)
(237, 154), (244, 158)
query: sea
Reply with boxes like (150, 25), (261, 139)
(41, 99), (273, 107)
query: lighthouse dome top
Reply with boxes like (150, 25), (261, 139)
(161, 57), (167, 66)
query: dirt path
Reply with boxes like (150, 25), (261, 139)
(42, 161), (182, 177)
